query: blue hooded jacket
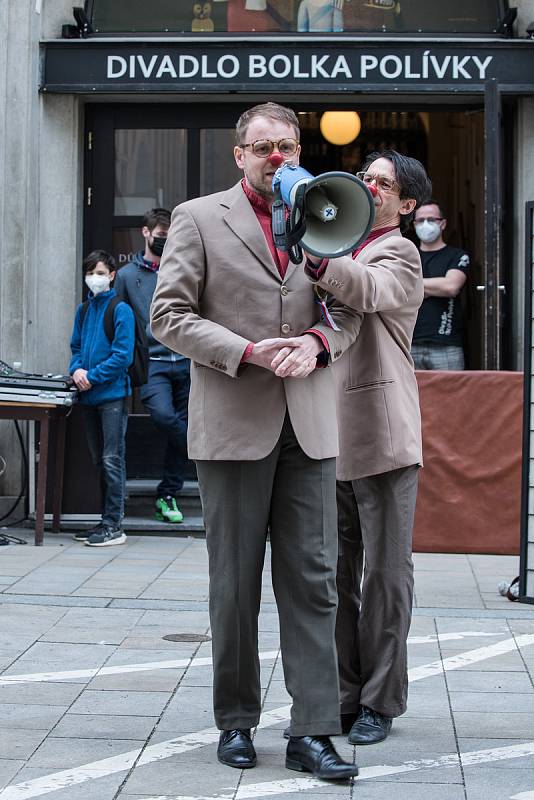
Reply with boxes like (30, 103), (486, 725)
(69, 289), (135, 406)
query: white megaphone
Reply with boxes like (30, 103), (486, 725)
(271, 163), (375, 263)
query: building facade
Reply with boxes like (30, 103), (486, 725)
(1, 0), (534, 520)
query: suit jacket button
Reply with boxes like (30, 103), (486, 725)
(281, 323), (291, 334)
(281, 285), (289, 296)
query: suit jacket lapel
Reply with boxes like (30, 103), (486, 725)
(221, 183), (282, 281)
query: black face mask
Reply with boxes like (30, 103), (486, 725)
(150, 236), (167, 257)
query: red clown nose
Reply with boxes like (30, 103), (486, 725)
(268, 153), (285, 168)
(367, 183), (378, 198)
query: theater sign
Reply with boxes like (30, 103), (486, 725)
(41, 40), (534, 93)
(104, 51), (495, 82)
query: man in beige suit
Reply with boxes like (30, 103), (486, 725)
(151, 103), (360, 780)
(304, 151), (432, 746)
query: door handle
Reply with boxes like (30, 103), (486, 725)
(476, 285), (506, 292)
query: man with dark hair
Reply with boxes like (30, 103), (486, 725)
(151, 102), (360, 780)
(114, 208), (190, 525)
(412, 199), (469, 370)
(304, 150), (432, 746)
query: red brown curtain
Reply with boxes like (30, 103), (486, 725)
(413, 370), (523, 555)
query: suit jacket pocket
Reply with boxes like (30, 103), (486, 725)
(345, 379), (395, 392)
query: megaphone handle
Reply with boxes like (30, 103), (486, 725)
(272, 199), (288, 251)
(288, 243), (303, 265)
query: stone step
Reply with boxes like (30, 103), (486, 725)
(43, 515), (206, 538)
(126, 479), (200, 497)
(125, 480), (203, 515)
(31, 480), (206, 537)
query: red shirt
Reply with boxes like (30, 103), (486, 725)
(242, 180), (289, 279)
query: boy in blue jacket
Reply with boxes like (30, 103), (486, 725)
(69, 250), (135, 546)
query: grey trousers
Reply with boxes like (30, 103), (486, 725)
(411, 343), (465, 370)
(335, 465), (419, 719)
(196, 415), (341, 736)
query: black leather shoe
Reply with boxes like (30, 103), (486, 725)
(341, 710), (360, 734)
(286, 735), (358, 780)
(217, 729), (257, 768)
(347, 706), (392, 745)
(283, 710), (359, 740)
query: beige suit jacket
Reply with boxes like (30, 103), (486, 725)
(311, 229), (424, 481)
(150, 182), (361, 461)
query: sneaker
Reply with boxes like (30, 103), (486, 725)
(74, 523), (103, 542)
(85, 525), (127, 547)
(155, 496), (184, 524)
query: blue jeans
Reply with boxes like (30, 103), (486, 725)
(82, 398), (128, 527)
(141, 359), (190, 497)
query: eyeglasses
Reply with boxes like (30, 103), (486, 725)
(356, 171), (399, 194)
(414, 217), (443, 224)
(240, 138), (299, 158)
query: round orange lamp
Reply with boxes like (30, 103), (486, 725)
(320, 111), (361, 146)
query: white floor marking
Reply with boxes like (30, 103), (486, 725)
(0, 651), (280, 686)
(0, 632), (505, 686)
(2, 635), (534, 799)
(511, 791), (534, 799)
(407, 631), (503, 644)
(0, 705), (292, 800)
(121, 741), (534, 800)
(408, 634), (534, 682)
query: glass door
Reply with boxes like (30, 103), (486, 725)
(85, 104), (244, 264)
(84, 104), (243, 478)
(83, 100), (500, 479)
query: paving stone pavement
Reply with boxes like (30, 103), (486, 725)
(0, 532), (533, 800)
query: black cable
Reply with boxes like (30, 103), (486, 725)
(0, 533), (27, 545)
(0, 420), (29, 533)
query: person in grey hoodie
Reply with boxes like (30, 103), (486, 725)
(114, 208), (190, 524)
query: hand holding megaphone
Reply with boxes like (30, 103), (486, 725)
(271, 164), (375, 264)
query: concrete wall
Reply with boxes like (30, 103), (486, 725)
(0, 0), (80, 508)
(516, 0), (534, 36)
(513, 1), (534, 370)
(512, 98), (534, 370)
(1, 0), (534, 513)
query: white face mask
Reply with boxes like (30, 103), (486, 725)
(85, 274), (111, 295)
(415, 220), (441, 244)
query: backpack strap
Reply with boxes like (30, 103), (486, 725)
(103, 295), (123, 343)
(81, 295), (126, 344)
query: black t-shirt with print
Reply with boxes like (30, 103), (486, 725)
(413, 245), (469, 347)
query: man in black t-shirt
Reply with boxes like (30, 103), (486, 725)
(411, 200), (469, 370)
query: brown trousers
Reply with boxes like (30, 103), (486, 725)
(335, 465), (419, 719)
(196, 415), (341, 736)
